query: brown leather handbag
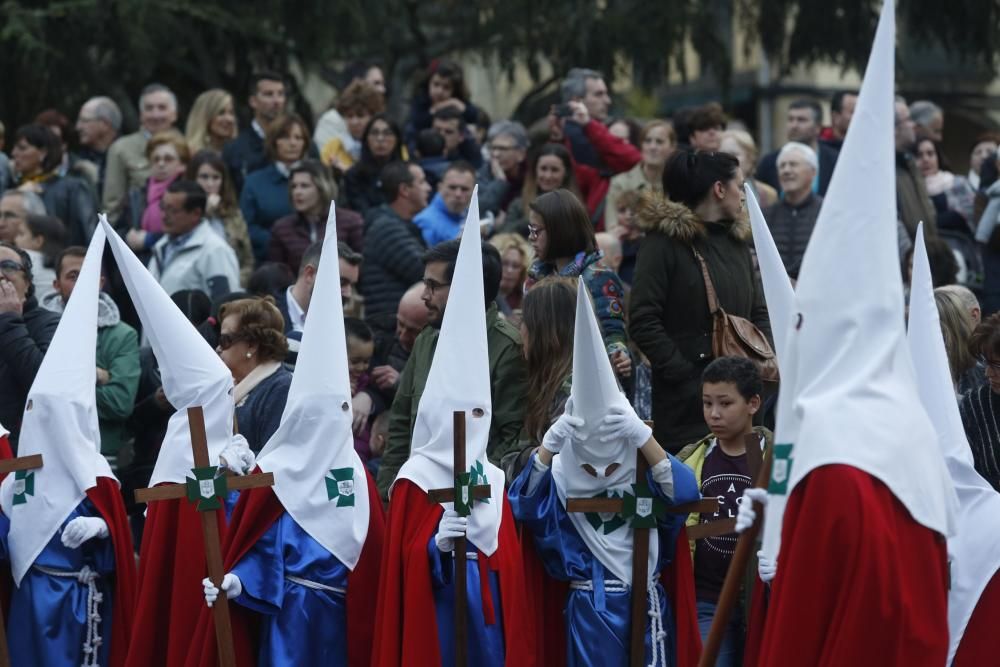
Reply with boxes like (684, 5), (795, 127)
(692, 247), (779, 383)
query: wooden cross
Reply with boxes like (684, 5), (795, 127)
(426, 411), (491, 667)
(698, 437), (773, 667)
(0, 453), (44, 667)
(134, 407), (274, 667)
(686, 432), (766, 541)
(565, 435), (718, 667)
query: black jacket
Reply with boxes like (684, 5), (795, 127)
(763, 193), (823, 279)
(222, 129), (268, 194)
(39, 174), (99, 246)
(359, 205), (427, 326)
(628, 196), (771, 452)
(0, 297), (61, 446)
(756, 142), (840, 197)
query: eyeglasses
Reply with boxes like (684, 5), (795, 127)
(422, 278), (451, 294)
(490, 144), (518, 153)
(217, 333), (246, 350)
(0, 259), (25, 277)
(980, 356), (1000, 371)
(527, 224), (546, 238)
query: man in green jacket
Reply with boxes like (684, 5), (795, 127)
(376, 238), (527, 501)
(43, 246), (140, 469)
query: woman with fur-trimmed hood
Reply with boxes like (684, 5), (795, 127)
(628, 150), (771, 452)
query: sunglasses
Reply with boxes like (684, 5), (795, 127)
(217, 333), (245, 350)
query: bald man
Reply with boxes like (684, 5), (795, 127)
(354, 283), (431, 432)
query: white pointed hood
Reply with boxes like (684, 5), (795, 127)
(552, 280), (653, 584)
(395, 187), (505, 556)
(1, 226), (115, 584)
(745, 184), (795, 366)
(100, 216), (236, 487)
(761, 0), (957, 560)
(256, 206), (371, 569)
(907, 224), (1000, 664)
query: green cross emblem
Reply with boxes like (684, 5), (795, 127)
(768, 443), (794, 496)
(185, 466), (228, 512)
(622, 481), (667, 529)
(326, 468), (356, 507)
(585, 491), (628, 534)
(12, 470), (35, 506)
(454, 462), (491, 517)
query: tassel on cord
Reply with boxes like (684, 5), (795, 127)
(34, 564), (103, 666)
(647, 578), (667, 667)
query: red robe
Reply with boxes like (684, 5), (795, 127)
(183, 470), (386, 667)
(124, 495), (226, 667)
(952, 567), (1000, 665)
(86, 476), (139, 667)
(372, 479), (537, 667)
(740, 576), (769, 667)
(661, 526), (702, 667)
(757, 465), (949, 666)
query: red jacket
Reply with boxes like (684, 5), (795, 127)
(564, 121), (641, 227)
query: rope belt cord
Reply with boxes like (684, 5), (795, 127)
(285, 575), (346, 596)
(568, 577), (668, 667)
(33, 564), (103, 667)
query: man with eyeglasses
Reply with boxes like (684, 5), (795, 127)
(478, 121), (528, 216)
(0, 190), (46, 244)
(895, 95), (937, 242)
(375, 238), (527, 500)
(147, 180), (240, 300)
(75, 96), (122, 199)
(0, 242), (61, 446)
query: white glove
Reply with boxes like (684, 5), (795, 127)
(757, 550), (777, 583)
(434, 509), (468, 553)
(597, 404), (652, 449)
(203, 573), (243, 607)
(541, 411), (585, 455)
(219, 434), (255, 476)
(735, 487), (769, 533)
(61, 517), (110, 549)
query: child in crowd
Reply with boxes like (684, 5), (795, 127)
(613, 189), (644, 287)
(346, 317), (377, 463)
(367, 411), (389, 478)
(405, 59), (481, 152)
(677, 356), (772, 667)
(15, 213), (66, 302)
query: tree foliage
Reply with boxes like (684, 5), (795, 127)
(1, 0), (996, 130)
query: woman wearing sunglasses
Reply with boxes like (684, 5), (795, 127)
(216, 296), (291, 453)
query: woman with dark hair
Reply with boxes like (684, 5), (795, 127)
(629, 150), (770, 452)
(268, 160), (363, 274)
(916, 137), (977, 232)
(525, 189), (631, 380)
(14, 213), (66, 302)
(500, 277), (576, 480)
(240, 113), (311, 263)
(404, 59), (481, 150)
(10, 124), (97, 246)
(186, 150), (253, 286)
(502, 143), (584, 237)
(216, 296), (292, 453)
(342, 114), (405, 216)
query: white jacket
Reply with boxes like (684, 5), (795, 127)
(149, 221), (240, 299)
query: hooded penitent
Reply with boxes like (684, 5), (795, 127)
(759, 0), (956, 562)
(745, 184), (795, 366)
(907, 223), (1000, 664)
(394, 187), (505, 555)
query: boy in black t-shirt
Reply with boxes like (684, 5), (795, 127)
(677, 356), (772, 667)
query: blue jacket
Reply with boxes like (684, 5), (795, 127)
(413, 194), (465, 246)
(239, 163), (292, 263)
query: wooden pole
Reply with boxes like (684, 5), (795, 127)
(188, 407), (237, 667)
(628, 451), (651, 667)
(697, 443), (773, 667)
(452, 410), (468, 667)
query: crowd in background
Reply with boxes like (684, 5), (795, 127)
(1, 59), (1000, 665)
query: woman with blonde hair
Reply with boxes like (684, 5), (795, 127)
(719, 129), (778, 208)
(934, 286), (977, 388)
(604, 120), (675, 233)
(185, 89), (238, 153)
(490, 232), (533, 322)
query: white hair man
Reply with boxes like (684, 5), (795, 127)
(763, 142), (823, 279)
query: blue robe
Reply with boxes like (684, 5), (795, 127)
(508, 453), (699, 667)
(427, 532), (506, 667)
(230, 510), (349, 666)
(1, 500), (116, 667)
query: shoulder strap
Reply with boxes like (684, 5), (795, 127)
(692, 247), (721, 313)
